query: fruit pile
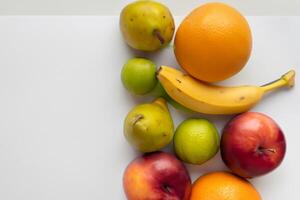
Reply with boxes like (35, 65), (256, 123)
(119, 1), (295, 200)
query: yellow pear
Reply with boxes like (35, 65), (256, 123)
(124, 98), (174, 152)
(120, 0), (175, 51)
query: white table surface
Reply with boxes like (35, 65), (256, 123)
(0, 0), (300, 15)
(0, 16), (299, 200)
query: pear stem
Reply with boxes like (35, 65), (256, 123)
(153, 97), (167, 108)
(260, 70), (295, 93)
(153, 29), (165, 45)
(132, 114), (144, 126)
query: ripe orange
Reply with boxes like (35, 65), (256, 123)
(174, 3), (252, 82)
(190, 171), (262, 200)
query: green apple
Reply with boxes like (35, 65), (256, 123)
(174, 118), (220, 165)
(120, 0), (175, 51)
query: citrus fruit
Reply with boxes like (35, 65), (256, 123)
(173, 119), (219, 164)
(174, 2), (252, 82)
(190, 171), (262, 200)
(121, 58), (157, 95)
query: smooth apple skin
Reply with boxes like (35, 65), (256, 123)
(221, 112), (286, 178)
(123, 152), (192, 200)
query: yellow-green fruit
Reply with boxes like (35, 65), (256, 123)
(174, 119), (220, 165)
(124, 98), (174, 152)
(157, 66), (296, 115)
(149, 81), (193, 113)
(120, 0), (175, 51)
(121, 58), (157, 95)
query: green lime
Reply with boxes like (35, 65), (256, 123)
(121, 58), (157, 95)
(149, 81), (167, 97)
(174, 118), (220, 165)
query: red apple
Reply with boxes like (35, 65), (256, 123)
(221, 112), (286, 178)
(123, 152), (191, 200)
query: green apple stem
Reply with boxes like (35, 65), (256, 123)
(261, 70), (295, 93)
(153, 29), (165, 45)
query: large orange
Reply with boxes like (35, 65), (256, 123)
(190, 171), (262, 200)
(174, 3), (252, 82)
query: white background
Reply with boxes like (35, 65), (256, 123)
(0, 16), (299, 199)
(0, 0), (300, 15)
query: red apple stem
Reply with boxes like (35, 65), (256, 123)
(261, 70), (295, 93)
(162, 184), (172, 193)
(265, 148), (276, 153)
(258, 146), (277, 154)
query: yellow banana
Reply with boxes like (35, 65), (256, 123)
(157, 66), (295, 115)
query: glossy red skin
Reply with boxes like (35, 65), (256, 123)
(123, 152), (192, 200)
(221, 112), (286, 178)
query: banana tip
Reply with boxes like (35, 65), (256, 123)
(282, 70), (296, 87)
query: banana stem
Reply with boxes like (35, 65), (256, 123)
(261, 70), (296, 93)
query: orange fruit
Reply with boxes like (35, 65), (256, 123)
(174, 3), (252, 82)
(190, 171), (262, 200)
